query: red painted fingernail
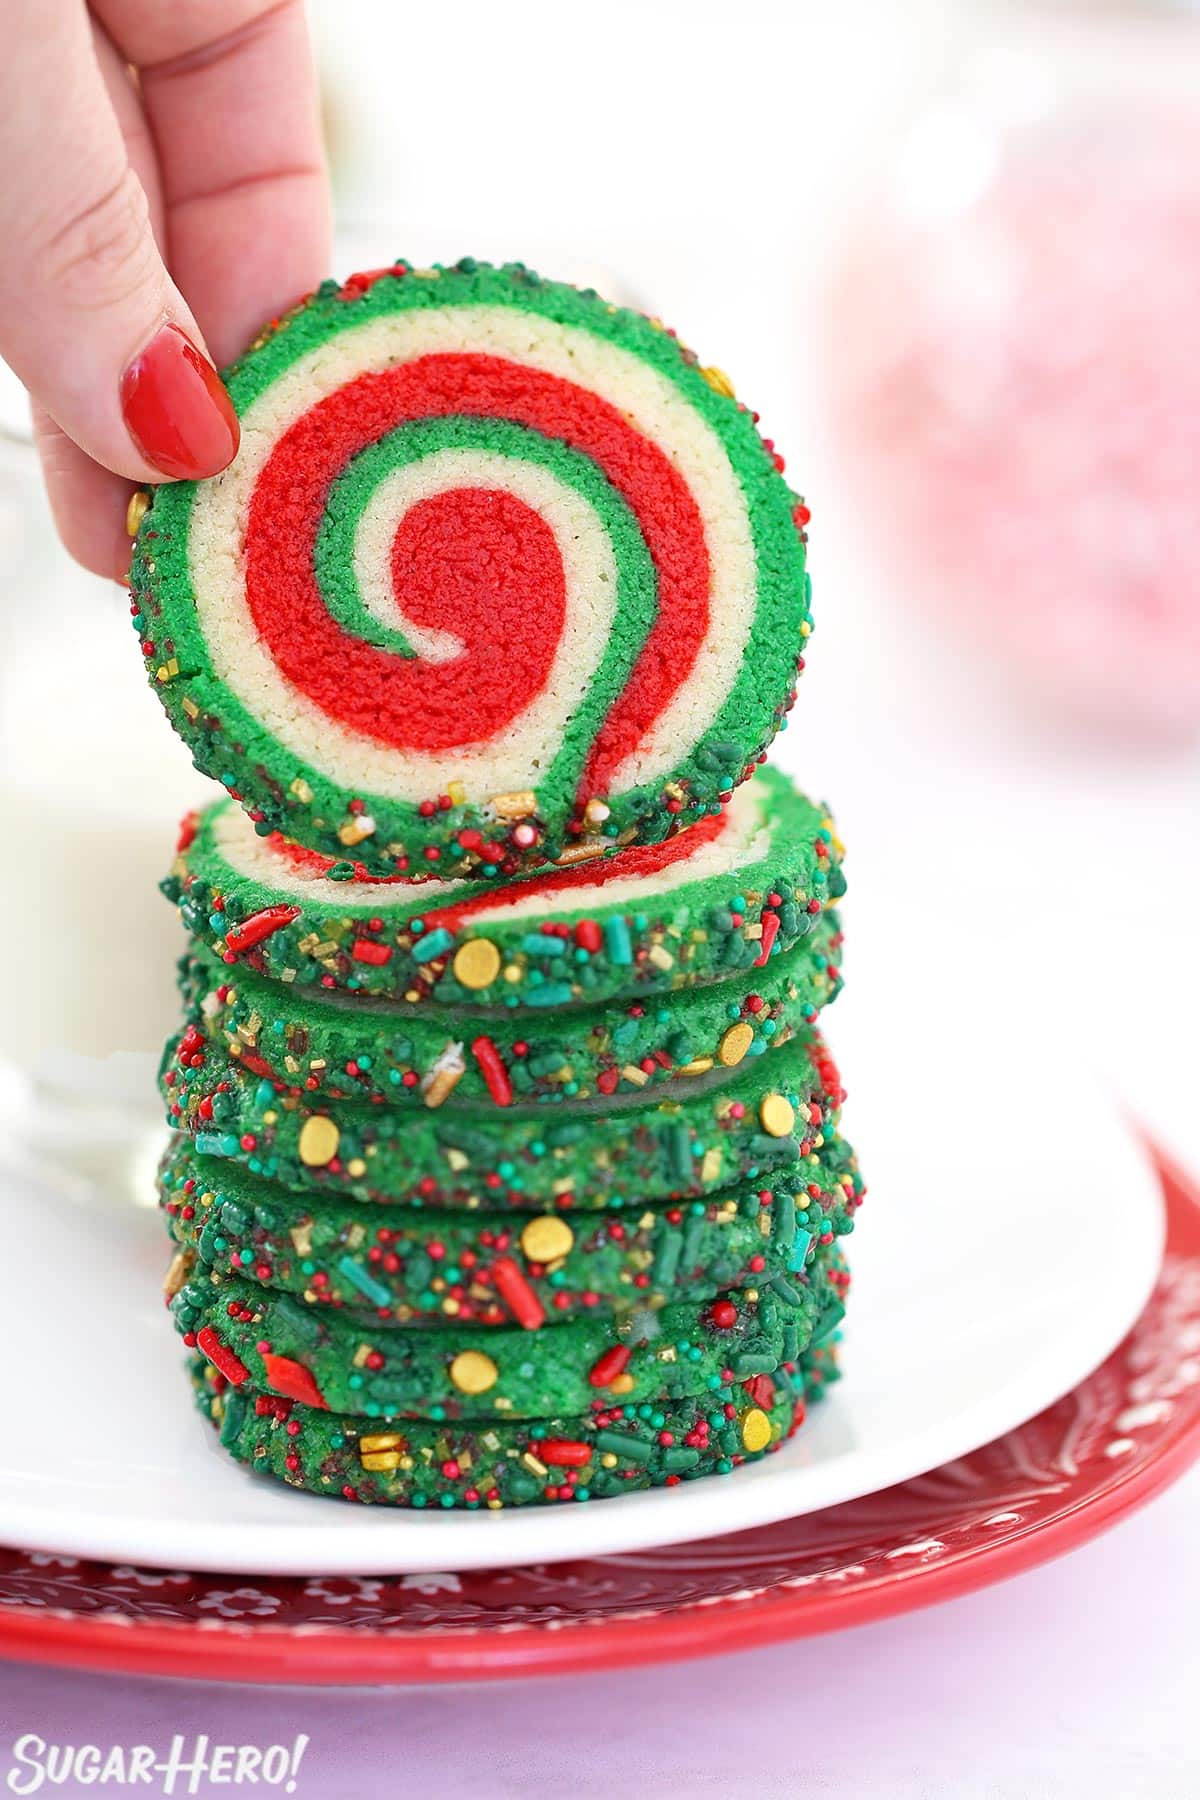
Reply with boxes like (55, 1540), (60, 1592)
(119, 323), (239, 480)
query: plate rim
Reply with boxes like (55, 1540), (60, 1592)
(0, 1142), (1195, 1686)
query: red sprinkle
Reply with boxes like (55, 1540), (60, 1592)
(225, 905), (301, 954)
(539, 1439), (592, 1468)
(352, 937), (393, 966)
(471, 1036), (513, 1107)
(754, 910), (780, 967)
(492, 1257), (546, 1330)
(261, 1353), (328, 1410)
(196, 1326), (249, 1386)
(588, 1345), (633, 1388)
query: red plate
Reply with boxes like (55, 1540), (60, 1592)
(2, 1146), (1197, 1687)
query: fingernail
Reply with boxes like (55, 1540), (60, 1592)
(120, 323), (240, 480)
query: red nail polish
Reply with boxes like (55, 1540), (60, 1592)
(120, 323), (240, 480)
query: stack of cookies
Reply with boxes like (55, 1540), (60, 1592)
(131, 260), (865, 1511)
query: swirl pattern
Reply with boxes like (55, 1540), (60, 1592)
(130, 260), (811, 876)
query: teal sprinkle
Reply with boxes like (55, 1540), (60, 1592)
(348, 1373), (363, 1390)
(337, 1256), (392, 1308)
(524, 981), (575, 1008)
(604, 916), (633, 965)
(195, 1132), (238, 1158)
(255, 1080), (274, 1107)
(439, 1493), (456, 1508)
(521, 934), (557, 957)
(412, 927), (453, 963)
(787, 1229), (813, 1272)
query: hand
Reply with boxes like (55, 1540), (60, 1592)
(0, 1), (330, 578)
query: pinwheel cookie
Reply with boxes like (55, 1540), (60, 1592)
(160, 1130), (862, 1325)
(173, 1242), (847, 1422)
(161, 1026), (846, 1212)
(174, 919), (841, 1115)
(129, 259), (812, 876)
(191, 1349), (829, 1509)
(163, 766), (843, 1007)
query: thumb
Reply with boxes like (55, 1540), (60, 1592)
(0, 0), (238, 485)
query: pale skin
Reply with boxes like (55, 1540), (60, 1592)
(0, 0), (331, 578)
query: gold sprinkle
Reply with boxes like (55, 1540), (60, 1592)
(126, 490), (150, 535)
(718, 1021), (754, 1067)
(620, 1063), (649, 1088)
(452, 938), (502, 990)
(700, 365), (736, 398)
(162, 1250), (192, 1300)
(490, 790), (537, 820)
(679, 1057), (714, 1077)
(447, 780), (466, 805)
(583, 797), (611, 826)
(298, 1114), (339, 1167)
(338, 815), (376, 846)
(759, 1095), (796, 1138)
(445, 1148), (469, 1173)
(360, 1432), (405, 1454)
(449, 1350), (499, 1394)
(521, 1452), (548, 1478)
(289, 1223), (313, 1257)
(360, 1451), (402, 1472)
(646, 944), (674, 972)
(740, 1407), (773, 1454)
(289, 778), (314, 805)
(181, 696), (200, 721)
(520, 1217), (575, 1263)
(700, 1148), (723, 1184)
(601, 1453), (619, 1469)
(556, 839), (606, 866)
(346, 1157), (367, 1178)
(352, 1343), (373, 1368)
(610, 1373), (635, 1396)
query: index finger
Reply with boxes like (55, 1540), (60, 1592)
(93, 0), (331, 366)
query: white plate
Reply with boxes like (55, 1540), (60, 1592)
(0, 932), (1163, 1576)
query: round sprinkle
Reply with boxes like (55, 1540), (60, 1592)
(718, 1022), (755, 1067)
(758, 1094), (795, 1138)
(297, 1115), (340, 1167)
(740, 1406), (772, 1453)
(452, 938), (503, 990)
(449, 1350), (499, 1394)
(520, 1217), (576, 1263)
